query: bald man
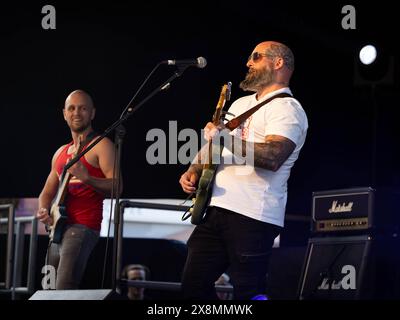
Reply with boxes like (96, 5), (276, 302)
(179, 41), (308, 299)
(36, 90), (120, 289)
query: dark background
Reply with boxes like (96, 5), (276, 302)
(1, 1), (399, 218)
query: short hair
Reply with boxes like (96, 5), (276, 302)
(121, 264), (151, 280)
(265, 43), (295, 71)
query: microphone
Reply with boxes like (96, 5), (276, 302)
(163, 57), (207, 69)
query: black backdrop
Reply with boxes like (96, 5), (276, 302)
(1, 1), (399, 218)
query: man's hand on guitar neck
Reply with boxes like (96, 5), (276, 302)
(36, 207), (53, 226)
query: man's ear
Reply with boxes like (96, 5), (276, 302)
(91, 108), (96, 120)
(62, 108), (67, 121)
(274, 57), (284, 70)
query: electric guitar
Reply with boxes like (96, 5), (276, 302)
(189, 82), (232, 225)
(48, 136), (84, 243)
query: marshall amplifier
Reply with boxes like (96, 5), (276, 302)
(312, 187), (400, 233)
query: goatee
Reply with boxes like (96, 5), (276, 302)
(72, 124), (90, 134)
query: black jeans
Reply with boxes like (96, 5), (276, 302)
(181, 206), (281, 300)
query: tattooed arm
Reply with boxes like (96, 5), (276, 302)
(227, 134), (296, 172)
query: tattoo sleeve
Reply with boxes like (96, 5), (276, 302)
(228, 135), (296, 171)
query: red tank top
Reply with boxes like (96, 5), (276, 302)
(55, 140), (106, 231)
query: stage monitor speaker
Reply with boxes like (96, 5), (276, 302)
(298, 234), (400, 300)
(29, 289), (119, 300)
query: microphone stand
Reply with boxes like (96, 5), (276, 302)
(62, 66), (188, 293)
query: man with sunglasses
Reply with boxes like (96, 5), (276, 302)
(179, 41), (308, 299)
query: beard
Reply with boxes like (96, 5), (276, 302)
(239, 66), (275, 92)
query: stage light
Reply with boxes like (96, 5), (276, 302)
(359, 45), (377, 65)
(354, 44), (394, 86)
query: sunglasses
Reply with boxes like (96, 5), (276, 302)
(247, 52), (268, 62)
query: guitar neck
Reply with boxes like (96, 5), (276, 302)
(53, 135), (87, 206)
(203, 142), (213, 169)
(203, 83), (230, 170)
(53, 171), (73, 206)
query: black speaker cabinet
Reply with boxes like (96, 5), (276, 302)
(298, 234), (400, 300)
(29, 289), (119, 300)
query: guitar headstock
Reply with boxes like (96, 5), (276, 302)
(213, 82), (232, 124)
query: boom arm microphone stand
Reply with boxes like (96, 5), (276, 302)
(62, 65), (190, 293)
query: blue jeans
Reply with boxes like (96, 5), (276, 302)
(47, 224), (99, 289)
(181, 206), (281, 300)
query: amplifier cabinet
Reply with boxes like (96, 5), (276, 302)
(298, 234), (400, 300)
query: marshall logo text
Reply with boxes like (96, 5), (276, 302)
(329, 201), (354, 214)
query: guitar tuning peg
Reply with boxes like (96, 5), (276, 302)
(192, 198), (196, 203)
(189, 208), (193, 213)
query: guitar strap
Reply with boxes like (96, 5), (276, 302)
(225, 92), (292, 131)
(82, 130), (99, 148)
(60, 130), (99, 181)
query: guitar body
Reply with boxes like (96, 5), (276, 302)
(49, 203), (68, 244)
(190, 166), (218, 225)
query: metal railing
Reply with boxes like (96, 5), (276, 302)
(116, 201), (235, 297)
(114, 200), (191, 293)
(0, 204), (38, 300)
(0, 204), (15, 290)
(115, 201), (308, 295)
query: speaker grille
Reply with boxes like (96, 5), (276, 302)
(299, 234), (400, 299)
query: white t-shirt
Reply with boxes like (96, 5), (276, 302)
(209, 87), (308, 227)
